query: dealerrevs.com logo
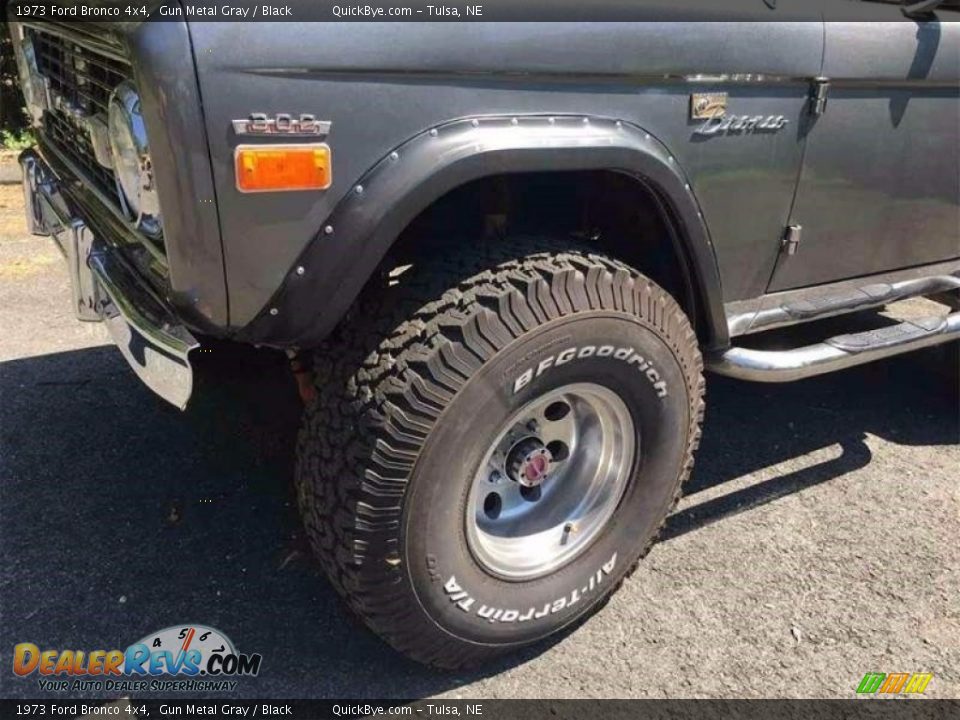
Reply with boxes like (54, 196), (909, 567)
(13, 624), (262, 693)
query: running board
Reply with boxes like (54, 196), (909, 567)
(707, 312), (960, 382)
(728, 275), (960, 336)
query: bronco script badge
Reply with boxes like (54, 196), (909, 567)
(690, 92), (789, 136)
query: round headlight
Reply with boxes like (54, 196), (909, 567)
(108, 82), (161, 235)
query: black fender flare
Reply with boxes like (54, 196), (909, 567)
(238, 115), (728, 350)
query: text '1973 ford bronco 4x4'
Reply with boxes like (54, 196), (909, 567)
(8, 0), (960, 668)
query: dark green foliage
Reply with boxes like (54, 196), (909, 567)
(1, 18), (31, 142)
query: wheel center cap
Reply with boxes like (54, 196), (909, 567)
(506, 438), (553, 488)
(524, 454), (550, 485)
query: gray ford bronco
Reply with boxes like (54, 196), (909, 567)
(8, 1), (960, 668)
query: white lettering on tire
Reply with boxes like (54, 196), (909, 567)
(442, 553), (617, 624)
(512, 345), (668, 398)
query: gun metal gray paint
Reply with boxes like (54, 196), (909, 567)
(15, 3), (960, 350)
(770, 11), (960, 290)
(233, 115), (730, 348)
(188, 16), (824, 332)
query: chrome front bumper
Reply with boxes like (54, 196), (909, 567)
(20, 150), (198, 409)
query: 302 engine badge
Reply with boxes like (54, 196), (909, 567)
(232, 113), (331, 136)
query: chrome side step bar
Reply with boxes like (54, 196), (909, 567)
(708, 312), (960, 382)
(728, 275), (960, 336)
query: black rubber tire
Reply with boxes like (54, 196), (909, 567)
(295, 238), (705, 668)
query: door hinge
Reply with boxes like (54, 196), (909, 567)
(810, 77), (829, 116)
(782, 224), (802, 256)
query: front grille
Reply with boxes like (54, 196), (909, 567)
(20, 26), (163, 250)
(28, 27), (130, 117)
(44, 111), (119, 203)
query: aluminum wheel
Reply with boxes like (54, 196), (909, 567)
(465, 383), (636, 580)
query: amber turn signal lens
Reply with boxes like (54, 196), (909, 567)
(234, 144), (332, 193)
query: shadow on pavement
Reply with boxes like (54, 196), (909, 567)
(663, 329), (958, 541)
(0, 340), (956, 698)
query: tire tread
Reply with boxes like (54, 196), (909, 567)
(296, 237), (705, 668)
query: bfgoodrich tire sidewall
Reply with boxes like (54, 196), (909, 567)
(403, 311), (692, 647)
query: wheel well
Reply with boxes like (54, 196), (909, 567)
(381, 170), (705, 339)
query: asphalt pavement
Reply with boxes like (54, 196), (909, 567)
(1, 178), (958, 699)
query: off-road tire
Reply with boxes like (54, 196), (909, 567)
(296, 237), (704, 668)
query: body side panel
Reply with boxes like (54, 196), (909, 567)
(769, 11), (960, 290)
(189, 17), (823, 337)
(235, 115), (728, 348)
